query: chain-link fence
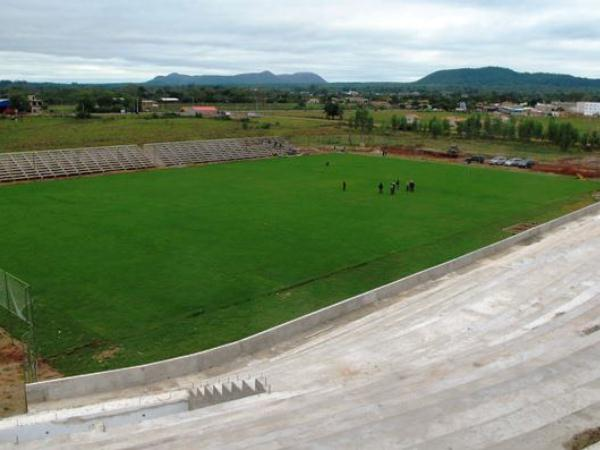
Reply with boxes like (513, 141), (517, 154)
(0, 269), (36, 383)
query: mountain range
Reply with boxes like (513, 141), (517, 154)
(4, 67), (600, 91)
(146, 71), (328, 86)
(144, 67), (600, 90)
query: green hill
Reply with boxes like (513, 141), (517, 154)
(416, 66), (600, 89)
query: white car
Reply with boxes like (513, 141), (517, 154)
(489, 156), (507, 165)
(504, 158), (524, 167)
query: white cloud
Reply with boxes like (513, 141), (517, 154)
(1, 0), (600, 82)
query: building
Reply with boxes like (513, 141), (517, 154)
(498, 103), (527, 116)
(532, 103), (561, 117)
(27, 95), (43, 114)
(160, 97), (180, 103)
(346, 96), (369, 105)
(0, 98), (10, 114)
(370, 101), (391, 110)
(180, 106), (220, 118)
(455, 101), (468, 113)
(306, 98), (320, 105)
(552, 102), (578, 114)
(576, 102), (600, 117)
(140, 100), (159, 112)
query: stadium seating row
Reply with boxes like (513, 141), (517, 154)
(145, 137), (295, 167)
(0, 138), (296, 183)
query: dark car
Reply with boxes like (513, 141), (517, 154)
(516, 159), (535, 169)
(465, 155), (485, 164)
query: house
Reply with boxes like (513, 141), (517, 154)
(346, 96), (369, 105)
(180, 106), (220, 118)
(306, 98), (320, 105)
(140, 100), (159, 112)
(27, 95), (43, 114)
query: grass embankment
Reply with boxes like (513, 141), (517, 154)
(3, 109), (600, 164)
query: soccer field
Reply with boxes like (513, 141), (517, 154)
(0, 154), (597, 375)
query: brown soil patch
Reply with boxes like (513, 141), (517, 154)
(383, 145), (460, 161)
(327, 144), (600, 179)
(0, 328), (62, 418)
(93, 346), (121, 363)
(565, 427), (600, 450)
(503, 222), (538, 234)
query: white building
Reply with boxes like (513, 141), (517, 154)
(576, 102), (600, 117)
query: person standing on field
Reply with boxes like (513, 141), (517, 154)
(378, 182), (384, 194)
(342, 181), (347, 191)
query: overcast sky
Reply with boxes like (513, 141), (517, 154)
(2, 0), (600, 83)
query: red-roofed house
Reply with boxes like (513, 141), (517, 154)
(180, 106), (220, 118)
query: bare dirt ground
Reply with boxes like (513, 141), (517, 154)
(0, 328), (61, 417)
(536, 155), (600, 178)
(320, 144), (600, 179)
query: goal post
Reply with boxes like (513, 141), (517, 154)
(0, 268), (37, 383)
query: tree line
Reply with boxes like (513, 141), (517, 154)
(387, 113), (600, 151)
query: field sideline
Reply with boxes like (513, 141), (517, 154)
(0, 154), (597, 375)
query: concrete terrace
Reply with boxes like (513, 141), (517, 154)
(3, 209), (600, 449)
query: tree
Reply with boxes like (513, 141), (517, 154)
(75, 95), (95, 119)
(557, 122), (579, 151)
(324, 101), (343, 120)
(491, 117), (504, 138)
(350, 107), (374, 142)
(546, 118), (559, 143)
(428, 117), (443, 139)
(483, 115), (493, 138)
(441, 119), (451, 136)
(9, 93), (28, 113)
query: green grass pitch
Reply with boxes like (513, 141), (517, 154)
(0, 154), (597, 375)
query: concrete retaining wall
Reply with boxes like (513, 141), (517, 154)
(26, 201), (600, 404)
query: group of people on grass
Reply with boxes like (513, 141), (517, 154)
(378, 179), (416, 195)
(326, 161), (416, 195)
(340, 179), (416, 194)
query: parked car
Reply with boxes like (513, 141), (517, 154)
(516, 159), (535, 169)
(489, 156), (507, 165)
(504, 158), (524, 167)
(465, 155), (485, 164)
